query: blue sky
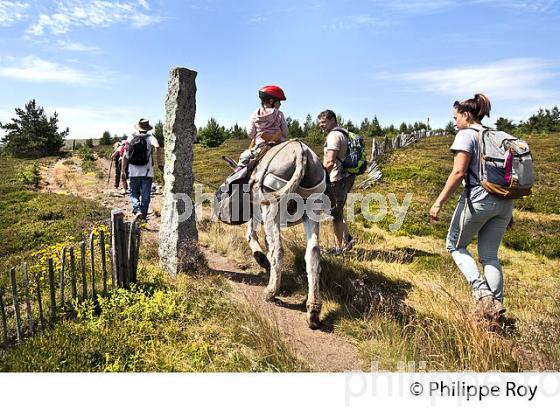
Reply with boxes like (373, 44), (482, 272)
(0, 0), (559, 139)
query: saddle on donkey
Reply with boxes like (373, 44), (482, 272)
(212, 140), (327, 225)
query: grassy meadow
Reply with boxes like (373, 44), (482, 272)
(197, 132), (560, 371)
(0, 132), (558, 371)
(0, 149), (305, 372)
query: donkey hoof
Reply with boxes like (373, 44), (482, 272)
(264, 289), (276, 302)
(253, 251), (271, 271)
(307, 311), (321, 330)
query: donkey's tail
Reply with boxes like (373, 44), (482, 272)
(265, 140), (307, 199)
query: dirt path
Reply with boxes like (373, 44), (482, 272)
(204, 249), (362, 371)
(40, 154), (363, 372)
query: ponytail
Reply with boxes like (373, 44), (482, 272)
(453, 93), (491, 122)
(474, 93), (491, 120)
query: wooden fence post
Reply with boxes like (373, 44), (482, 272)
(0, 288), (8, 347)
(59, 247), (66, 309)
(89, 233), (96, 298)
(111, 210), (124, 289)
(128, 221), (141, 284)
(80, 241), (87, 299)
(70, 247), (77, 300)
(10, 267), (23, 342)
(47, 258), (56, 319)
(121, 222), (130, 287)
(22, 263), (34, 336)
(35, 274), (45, 330)
(99, 230), (108, 295)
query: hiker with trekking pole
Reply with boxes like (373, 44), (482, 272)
(109, 137), (128, 191)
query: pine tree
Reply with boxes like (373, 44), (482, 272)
(345, 120), (358, 133)
(0, 99), (67, 158)
(229, 123), (247, 140)
(371, 116), (383, 136)
(286, 117), (304, 139)
(496, 117), (516, 133)
(303, 114), (314, 134)
(198, 118), (228, 147)
(154, 120), (164, 147)
(360, 118), (371, 136)
(99, 130), (112, 145)
(445, 121), (456, 135)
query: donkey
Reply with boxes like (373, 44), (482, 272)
(245, 140), (327, 329)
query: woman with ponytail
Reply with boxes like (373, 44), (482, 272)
(429, 93), (513, 321)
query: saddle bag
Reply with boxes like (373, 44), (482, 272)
(212, 167), (253, 225)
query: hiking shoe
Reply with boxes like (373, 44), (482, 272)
(476, 296), (505, 321)
(475, 295), (495, 320)
(133, 212), (143, 223)
(493, 299), (506, 317)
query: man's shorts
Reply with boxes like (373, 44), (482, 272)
(326, 174), (356, 222)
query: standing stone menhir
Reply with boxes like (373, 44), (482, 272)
(159, 67), (200, 276)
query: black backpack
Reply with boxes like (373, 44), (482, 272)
(127, 134), (150, 166)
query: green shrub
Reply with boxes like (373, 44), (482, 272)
(16, 163), (41, 187)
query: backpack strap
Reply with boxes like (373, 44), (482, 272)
(327, 127), (349, 166)
(464, 126), (487, 213)
(331, 126), (349, 137)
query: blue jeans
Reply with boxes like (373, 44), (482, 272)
(128, 176), (153, 218)
(446, 195), (513, 301)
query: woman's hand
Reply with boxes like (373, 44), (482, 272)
(429, 203), (442, 222)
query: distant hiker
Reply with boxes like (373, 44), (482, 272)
(121, 118), (160, 221)
(112, 138), (127, 189)
(319, 109), (356, 255)
(235, 85), (288, 171)
(429, 93), (513, 321)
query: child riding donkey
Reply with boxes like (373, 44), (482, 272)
(235, 85), (289, 171)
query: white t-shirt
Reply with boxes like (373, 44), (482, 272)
(323, 129), (348, 182)
(125, 133), (160, 178)
(450, 123), (488, 203)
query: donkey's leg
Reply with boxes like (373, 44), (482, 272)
(246, 217), (270, 270)
(303, 214), (322, 329)
(262, 202), (283, 302)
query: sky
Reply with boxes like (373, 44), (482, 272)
(0, 0), (559, 139)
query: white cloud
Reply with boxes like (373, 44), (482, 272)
(329, 14), (388, 29)
(385, 58), (557, 100)
(137, 0), (149, 10)
(369, 0), (558, 14)
(26, 1), (160, 37)
(370, 0), (457, 14)
(0, 55), (101, 85)
(57, 40), (101, 52)
(473, 0), (558, 12)
(247, 15), (268, 24)
(0, 1), (28, 26)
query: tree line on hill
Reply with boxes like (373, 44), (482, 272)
(195, 114), (433, 148)
(1, 99), (559, 158)
(443, 106), (560, 135)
